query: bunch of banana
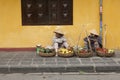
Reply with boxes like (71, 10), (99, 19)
(108, 49), (115, 53)
(58, 48), (73, 54)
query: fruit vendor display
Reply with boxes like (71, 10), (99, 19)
(39, 47), (53, 53)
(96, 48), (108, 53)
(58, 48), (73, 54)
(39, 47), (56, 57)
(108, 49), (115, 53)
(96, 48), (115, 57)
(58, 48), (74, 57)
(73, 47), (93, 57)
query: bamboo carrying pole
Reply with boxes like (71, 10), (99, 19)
(103, 24), (115, 49)
(84, 26), (93, 53)
(75, 25), (85, 56)
(76, 25), (84, 48)
(76, 24), (93, 53)
(103, 24), (107, 48)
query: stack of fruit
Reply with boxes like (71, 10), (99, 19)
(96, 48), (115, 57)
(58, 47), (74, 57)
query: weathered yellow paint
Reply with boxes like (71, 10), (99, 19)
(103, 0), (120, 49)
(0, 0), (99, 48)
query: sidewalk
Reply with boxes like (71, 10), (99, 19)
(0, 50), (120, 73)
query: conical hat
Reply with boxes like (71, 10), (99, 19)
(54, 29), (64, 35)
(89, 29), (99, 35)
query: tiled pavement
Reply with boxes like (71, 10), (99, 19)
(0, 50), (120, 73)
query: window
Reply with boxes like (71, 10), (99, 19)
(21, 0), (73, 25)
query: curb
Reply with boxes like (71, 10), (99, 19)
(0, 64), (120, 73)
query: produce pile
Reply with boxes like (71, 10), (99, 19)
(36, 45), (115, 57)
(57, 47), (74, 57)
(39, 47), (53, 53)
(73, 47), (93, 57)
(38, 47), (56, 57)
(96, 48), (115, 57)
(77, 48), (89, 53)
(58, 48), (73, 54)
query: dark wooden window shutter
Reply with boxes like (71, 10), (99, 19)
(21, 0), (73, 25)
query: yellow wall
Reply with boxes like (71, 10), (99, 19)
(103, 0), (120, 49)
(0, 0), (99, 48)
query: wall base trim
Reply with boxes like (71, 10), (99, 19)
(0, 47), (36, 51)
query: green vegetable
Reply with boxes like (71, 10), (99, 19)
(40, 48), (45, 53)
(45, 49), (49, 53)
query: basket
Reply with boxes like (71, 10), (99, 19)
(96, 48), (115, 57)
(58, 52), (74, 58)
(105, 52), (115, 57)
(75, 51), (93, 58)
(39, 51), (56, 57)
(57, 48), (74, 58)
(96, 51), (115, 57)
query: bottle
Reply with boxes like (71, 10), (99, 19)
(36, 44), (41, 55)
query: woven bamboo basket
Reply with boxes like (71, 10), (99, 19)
(96, 48), (115, 57)
(105, 52), (115, 57)
(39, 51), (56, 57)
(75, 51), (93, 58)
(58, 52), (74, 58)
(57, 50), (74, 57)
(96, 51), (115, 57)
(57, 47), (74, 57)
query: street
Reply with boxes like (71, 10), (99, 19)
(0, 73), (120, 80)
